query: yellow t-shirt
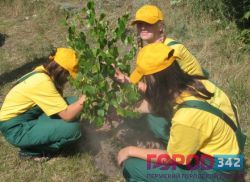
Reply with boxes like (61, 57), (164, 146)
(164, 38), (204, 76)
(167, 80), (239, 163)
(0, 66), (68, 121)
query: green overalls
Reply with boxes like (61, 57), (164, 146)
(0, 72), (82, 156)
(141, 39), (210, 146)
(123, 100), (246, 182)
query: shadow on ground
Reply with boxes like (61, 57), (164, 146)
(76, 114), (165, 177)
(0, 57), (48, 86)
(0, 33), (8, 47)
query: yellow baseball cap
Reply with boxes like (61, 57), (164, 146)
(130, 43), (175, 84)
(53, 48), (78, 79)
(132, 5), (164, 25)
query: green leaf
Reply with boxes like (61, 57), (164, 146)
(95, 117), (104, 127)
(87, 1), (95, 10)
(98, 37), (107, 49)
(118, 18), (126, 31)
(91, 64), (100, 73)
(67, 1), (137, 127)
(97, 109), (105, 117)
(100, 64), (115, 77)
(243, 11), (250, 20)
(124, 89), (139, 102)
(83, 85), (97, 95)
(68, 26), (76, 42)
(115, 27), (123, 37)
(98, 81), (107, 89)
(86, 3), (96, 26)
(110, 46), (119, 58)
(121, 32), (126, 42)
(79, 32), (86, 42)
(104, 103), (109, 111)
(117, 62), (129, 72)
(116, 107), (124, 116)
(111, 99), (118, 107)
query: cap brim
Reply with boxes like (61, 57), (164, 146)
(70, 71), (77, 79)
(130, 69), (143, 84)
(131, 19), (158, 25)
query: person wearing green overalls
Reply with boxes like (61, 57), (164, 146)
(0, 48), (86, 159)
(114, 4), (208, 145)
(117, 43), (246, 182)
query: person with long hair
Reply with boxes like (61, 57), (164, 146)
(0, 48), (86, 160)
(117, 43), (246, 182)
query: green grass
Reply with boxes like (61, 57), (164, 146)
(0, 138), (110, 182)
(0, 0), (249, 181)
(0, 50), (10, 74)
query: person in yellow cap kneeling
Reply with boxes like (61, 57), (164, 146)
(0, 48), (86, 160)
(117, 43), (245, 182)
(114, 4), (210, 147)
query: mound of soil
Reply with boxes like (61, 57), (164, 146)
(81, 115), (164, 177)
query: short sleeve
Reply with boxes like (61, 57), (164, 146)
(172, 44), (204, 76)
(25, 76), (68, 116)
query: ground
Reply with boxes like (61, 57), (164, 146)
(0, 0), (249, 181)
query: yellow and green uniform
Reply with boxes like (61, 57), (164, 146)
(142, 38), (209, 143)
(164, 38), (208, 77)
(143, 37), (209, 146)
(123, 80), (245, 182)
(167, 79), (239, 159)
(0, 66), (68, 121)
(0, 66), (81, 156)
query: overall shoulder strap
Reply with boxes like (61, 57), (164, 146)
(15, 70), (45, 85)
(16, 71), (38, 84)
(164, 38), (181, 47)
(178, 100), (246, 152)
(178, 100), (237, 131)
(166, 40), (181, 47)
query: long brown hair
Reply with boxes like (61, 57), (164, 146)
(42, 52), (70, 95)
(144, 61), (214, 120)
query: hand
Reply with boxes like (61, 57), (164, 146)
(117, 146), (131, 166)
(78, 95), (87, 105)
(114, 69), (130, 84)
(138, 82), (147, 93)
(134, 99), (151, 113)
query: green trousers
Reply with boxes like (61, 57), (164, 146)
(123, 114), (242, 182)
(146, 114), (170, 145)
(123, 157), (241, 182)
(0, 96), (82, 156)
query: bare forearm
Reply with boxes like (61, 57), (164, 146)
(63, 100), (83, 121)
(59, 95), (86, 121)
(117, 145), (167, 166)
(129, 146), (166, 162)
(114, 70), (146, 93)
(135, 99), (151, 113)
